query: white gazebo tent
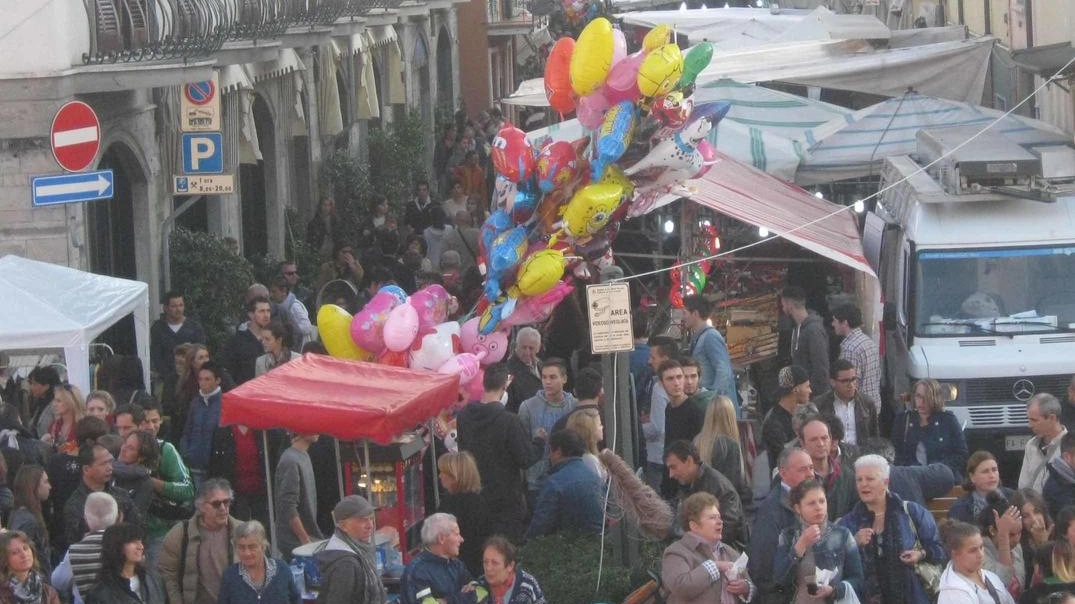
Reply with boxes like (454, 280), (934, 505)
(0, 255), (151, 394)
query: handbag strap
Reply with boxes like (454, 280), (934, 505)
(901, 500), (924, 550)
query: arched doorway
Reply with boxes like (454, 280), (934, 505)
(87, 142), (144, 354)
(436, 25), (453, 109)
(240, 93), (275, 258)
(414, 33), (432, 126)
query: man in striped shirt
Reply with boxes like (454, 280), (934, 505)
(51, 492), (118, 603)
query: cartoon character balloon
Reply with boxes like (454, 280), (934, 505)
(560, 182), (624, 240)
(637, 43), (684, 98)
(591, 101), (637, 181)
(536, 140), (582, 194)
(408, 284), (450, 330)
(382, 302), (420, 352)
(491, 125), (536, 183)
(410, 322), (460, 371)
(459, 318), (509, 365)
(350, 289), (403, 354)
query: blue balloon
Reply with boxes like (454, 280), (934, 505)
(689, 101), (732, 129)
(377, 285), (407, 304)
(591, 101), (637, 182)
(484, 226), (529, 302)
(480, 209), (513, 254)
(511, 179), (541, 224)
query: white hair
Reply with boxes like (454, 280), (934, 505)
(420, 512), (458, 546)
(854, 454), (891, 480)
(516, 327), (541, 347)
(84, 492), (119, 531)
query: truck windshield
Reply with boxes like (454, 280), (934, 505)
(914, 245), (1075, 336)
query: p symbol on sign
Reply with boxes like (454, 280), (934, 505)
(182, 132), (224, 174)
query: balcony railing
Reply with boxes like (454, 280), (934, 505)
(83, 0), (394, 64)
(487, 0), (542, 32)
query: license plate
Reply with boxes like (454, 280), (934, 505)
(1006, 435), (1032, 451)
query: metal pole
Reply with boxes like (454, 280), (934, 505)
(161, 195), (206, 292)
(263, 430), (278, 552)
(334, 438), (345, 503)
(363, 440), (373, 502)
(428, 419), (439, 511)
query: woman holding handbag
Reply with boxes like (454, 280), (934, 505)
(837, 454), (947, 604)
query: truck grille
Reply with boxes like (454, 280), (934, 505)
(962, 374), (1070, 405)
(966, 404), (1028, 428)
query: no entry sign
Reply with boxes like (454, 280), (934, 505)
(51, 101), (101, 172)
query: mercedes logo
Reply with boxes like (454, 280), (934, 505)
(1013, 379), (1036, 402)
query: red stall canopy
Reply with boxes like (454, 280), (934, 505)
(220, 354), (461, 444)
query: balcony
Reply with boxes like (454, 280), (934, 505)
(487, 0), (544, 36)
(82, 0), (389, 65)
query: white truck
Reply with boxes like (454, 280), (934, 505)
(863, 126), (1075, 467)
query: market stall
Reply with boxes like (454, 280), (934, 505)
(220, 353), (461, 563)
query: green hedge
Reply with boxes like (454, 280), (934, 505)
(519, 532), (663, 604)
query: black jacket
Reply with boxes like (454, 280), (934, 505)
(438, 492), (491, 578)
(150, 317), (205, 378)
(222, 324), (264, 385)
(85, 568), (167, 604)
(63, 481), (141, 551)
(505, 356), (542, 414)
(456, 401), (541, 541)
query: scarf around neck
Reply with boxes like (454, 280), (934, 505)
(6, 571), (44, 604)
(334, 529), (386, 601)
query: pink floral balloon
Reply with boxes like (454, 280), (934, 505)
(409, 285), (450, 330)
(410, 322), (461, 370)
(612, 28), (627, 68)
(577, 91), (611, 130)
(350, 290), (403, 353)
(501, 281), (575, 329)
(459, 318), (509, 365)
(383, 303), (420, 352)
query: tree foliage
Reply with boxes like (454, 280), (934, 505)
(368, 108), (430, 216)
(169, 228), (256, 351)
(519, 532), (662, 604)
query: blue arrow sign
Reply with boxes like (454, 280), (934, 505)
(31, 170), (114, 207)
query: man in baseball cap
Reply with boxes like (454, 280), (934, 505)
(315, 495), (386, 604)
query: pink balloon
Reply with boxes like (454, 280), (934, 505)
(603, 51), (645, 105)
(409, 285), (450, 330)
(410, 322), (461, 370)
(350, 290), (403, 353)
(694, 140), (716, 179)
(501, 281), (575, 329)
(383, 303), (420, 352)
(612, 29), (627, 69)
(577, 92), (611, 130)
(438, 351), (486, 385)
(466, 368), (486, 401)
(459, 318), (510, 365)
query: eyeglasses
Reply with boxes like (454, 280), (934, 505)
(834, 377), (859, 384)
(208, 498), (233, 509)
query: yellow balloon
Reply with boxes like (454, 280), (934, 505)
(512, 249), (566, 297)
(637, 43), (684, 98)
(643, 24), (671, 51)
(570, 17), (614, 96)
(561, 183), (624, 238)
(600, 164), (636, 200)
(316, 304), (370, 361)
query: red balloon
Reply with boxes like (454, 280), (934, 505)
(491, 124), (537, 183)
(376, 348), (409, 367)
(544, 38), (576, 115)
(536, 140), (582, 194)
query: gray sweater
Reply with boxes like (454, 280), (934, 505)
(274, 446), (324, 558)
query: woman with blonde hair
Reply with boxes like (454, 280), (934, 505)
(693, 396), (751, 505)
(566, 408), (608, 482)
(437, 451), (490, 577)
(84, 391), (115, 425)
(893, 378), (968, 478)
(44, 385), (85, 449)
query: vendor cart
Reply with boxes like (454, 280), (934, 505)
(221, 353), (460, 564)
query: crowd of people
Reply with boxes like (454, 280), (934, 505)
(2, 183), (1075, 604)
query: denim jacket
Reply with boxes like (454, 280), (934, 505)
(774, 521), (863, 601)
(892, 410), (968, 479)
(525, 457), (604, 539)
(690, 327), (739, 408)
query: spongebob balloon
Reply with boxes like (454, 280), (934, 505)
(510, 248), (567, 297)
(560, 183), (624, 240)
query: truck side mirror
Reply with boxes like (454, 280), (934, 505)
(882, 301), (898, 330)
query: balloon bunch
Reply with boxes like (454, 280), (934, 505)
(466, 21), (723, 333)
(669, 223), (720, 308)
(316, 284), (513, 401)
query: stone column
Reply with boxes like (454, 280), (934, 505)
(209, 89), (243, 244)
(448, 7), (461, 112)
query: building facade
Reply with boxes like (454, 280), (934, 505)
(0, 0), (463, 309)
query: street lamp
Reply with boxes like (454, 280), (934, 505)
(663, 219), (675, 234)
